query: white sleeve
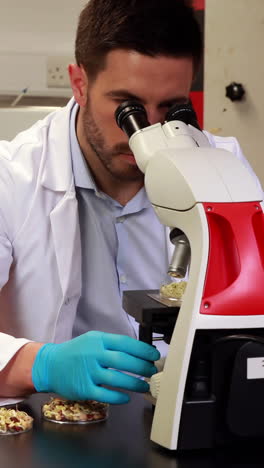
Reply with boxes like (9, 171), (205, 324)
(0, 397), (25, 406)
(0, 333), (31, 407)
(0, 149), (31, 392)
(0, 167), (13, 290)
(0, 333), (30, 369)
(0, 228), (27, 375)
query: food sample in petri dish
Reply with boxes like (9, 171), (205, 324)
(159, 280), (187, 301)
(0, 407), (33, 435)
(42, 397), (109, 424)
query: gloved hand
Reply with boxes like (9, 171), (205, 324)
(32, 331), (160, 404)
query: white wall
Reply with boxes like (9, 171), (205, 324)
(204, 0), (264, 185)
(0, 0), (87, 96)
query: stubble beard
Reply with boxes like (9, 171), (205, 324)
(82, 103), (144, 183)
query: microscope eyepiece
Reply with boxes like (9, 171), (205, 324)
(165, 100), (201, 131)
(115, 100), (150, 138)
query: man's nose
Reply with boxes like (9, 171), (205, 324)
(146, 108), (166, 126)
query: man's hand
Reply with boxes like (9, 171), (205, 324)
(32, 331), (160, 404)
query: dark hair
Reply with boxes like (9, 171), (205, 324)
(75, 0), (203, 80)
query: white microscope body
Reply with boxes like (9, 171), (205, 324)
(116, 101), (264, 450)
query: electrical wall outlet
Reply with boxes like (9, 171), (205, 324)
(46, 56), (73, 88)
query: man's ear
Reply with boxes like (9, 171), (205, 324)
(68, 64), (88, 107)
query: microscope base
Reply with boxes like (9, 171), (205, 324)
(178, 329), (264, 450)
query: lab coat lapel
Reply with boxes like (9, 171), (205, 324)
(50, 189), (81, 299)
(41, 98), (75, 192)
(41, 98), (82, 299)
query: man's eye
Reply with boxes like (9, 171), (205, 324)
(114, 98), (128, 104)
(162, 100), (189, 109)
(163, 102), (178, 109)
(113, 98), (142, 105)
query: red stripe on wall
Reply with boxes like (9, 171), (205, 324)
(192, 0), (205, 11)
(190, 91), (204, 129)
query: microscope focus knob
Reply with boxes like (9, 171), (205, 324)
(150, 371), (163, 399)
(225, 82), (245, 101)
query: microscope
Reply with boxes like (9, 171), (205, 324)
(115, 100), (264, 451)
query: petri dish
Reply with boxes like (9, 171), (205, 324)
(159, 280), (187, 302)
(42, 397), (109, 425)
(0, 407), (33, 435)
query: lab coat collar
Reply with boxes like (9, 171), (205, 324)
(41, 97), (76, 192)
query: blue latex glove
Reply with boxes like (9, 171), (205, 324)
(32, 331), (160, 404)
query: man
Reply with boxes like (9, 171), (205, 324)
(0, 0), (259, 406)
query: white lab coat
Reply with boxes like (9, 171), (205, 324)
(0, 98), (261, 405)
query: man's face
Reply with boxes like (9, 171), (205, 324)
(79, 49), (194, 182)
